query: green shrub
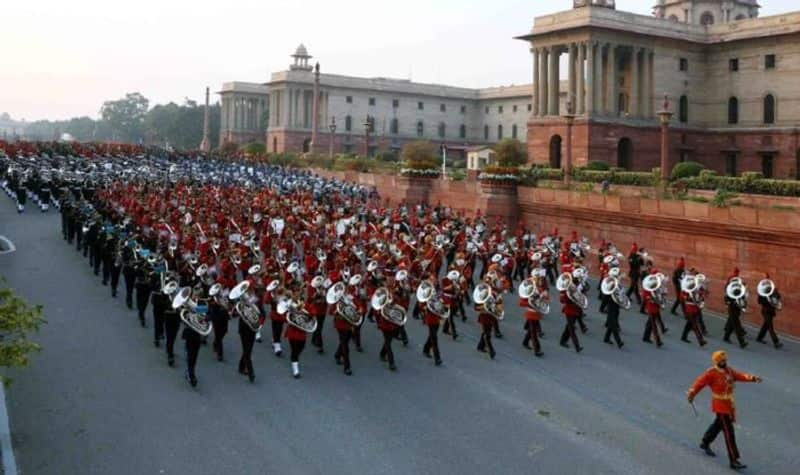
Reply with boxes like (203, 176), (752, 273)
(449, 169), (466, 181)
(670, 161), (706, 180)
(375, 151), (398, 162)
(493, 139), (528, 167)
(571, 168), (655, 187)
(585, 160), (611, 171)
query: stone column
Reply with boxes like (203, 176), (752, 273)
(586, 41), (595, 115)
(532, 48), (540, 117)
(539, 48), (549, 117)
(607, 44), (618, 116)
(631, 47), (640, 117)
(548, 45), (559, 116)
(577, 43), (586, 115)
(568, 43), (577, 113)
(220, 98), (228, 134)
(595, 43), (604, 114)
(642, 49), (651, 119)
(310, 64), (321, 152)
(280, 90), (290, 128)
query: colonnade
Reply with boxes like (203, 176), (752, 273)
(221, 96), (266, 133)
(531, 40), (654, 119)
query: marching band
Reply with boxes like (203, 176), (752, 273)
(0, 148), (787, 391)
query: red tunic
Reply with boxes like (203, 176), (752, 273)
(688, 366), (758, 419)
(560, 292), (582, 318)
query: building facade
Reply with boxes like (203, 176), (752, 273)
(519, 0), (800, 179)
(220, 46), (567, 158)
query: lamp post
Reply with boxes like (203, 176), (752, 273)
(328, 117), (337, 159)
(363, 115), (373, 158)
(441, 143), (447, 179)
(657, 93), (674, 183)
(563, 100), (576, 186)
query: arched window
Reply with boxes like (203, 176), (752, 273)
(273, 137), (278, 153)
(668, 14), (679, 22)
(438, 122), (446, 138)
(390, 118), (399, 135)
(679, 95), (689, 123)
(764, 94), (776, 124)
(617, 138), (633, 170)
(345, 115), (352, 132)
(549, 135), (562, 169)
(728, 97), (739, 124)
(512, 124), (518, 139)
(483, 125), (489, 141)
(497, 125), (503, 140)
(416, 121), (424, 137)
(700, 12), (715, 25)
(459, 124), (466, 139)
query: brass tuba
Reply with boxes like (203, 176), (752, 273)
(726, 278), (748, 312)
(519, 277), (550, 315)
(601, 276), (631, 310)
(556, 273), (588, 310)
(473, 282), (504, 320)
(287, 305), (318, 334)
(172, 287), (213, 336)
(757, 279), (782, 310)
(371, 287), (407, 326)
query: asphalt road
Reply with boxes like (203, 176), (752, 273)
(1, 197), (798, 475)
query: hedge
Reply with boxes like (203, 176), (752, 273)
(670, 161), (705, 180)
(572, 168), (655, 187)
(678, 173), (800, 197)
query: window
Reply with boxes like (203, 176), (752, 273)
(513, 105), (518, 113)
(485, 106), (489, 114)
(725, 154), (737, 177)
(498, 106), (504, 114)
(483, 125), (489, 140)
(459, 124), (466, 139)
(497, 125), (503, 140)
(369, 97), (376, 106)
(460, 105), (466, 114)
(390, 118), (399, 135)
(668, 14), (679, 22)
(440, 104), (446, 112)
(679, 95), (688, 123)
(700, 12), (714, 25)
(527, 104), (532, 112)
(728, 97), (739, 124)
(392, 99), (399, 108)
(765, 54), (776, 70)
(416, 121), (424, 137)
(764, 94), (776, 124)
(346, 96), (353, 104)
(438, 122), (446, 138)
(417, 102), (424, 110)
(762, 155), (775, 178)
(512, 124), (518, 139)
(679, 58), (688, 72)
(345, 115), (352, 131)
(729, 58), (739, 72)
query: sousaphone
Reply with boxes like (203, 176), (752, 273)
(326, 281), (346, 305)
(287, 307), (318, 333)
(171, 287), (192, 310)
(757, 279), (782, 310)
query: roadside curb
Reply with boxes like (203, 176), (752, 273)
(0, 236), (15, 255)
(0, 382), (18, 475)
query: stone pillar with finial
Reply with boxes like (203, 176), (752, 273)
(564, 100), (576, 186)
(309, 63), (321, 154)
(657, 93), (673, 183)
(199, 87), (211, 152)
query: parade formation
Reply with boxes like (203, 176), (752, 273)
(0, 141), (784, 470)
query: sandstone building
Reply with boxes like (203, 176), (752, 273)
(519, 0), (800, 178)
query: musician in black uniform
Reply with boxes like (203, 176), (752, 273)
(601, 290), (624, 349)
(14, 172), (26, 213)
(209, 292), (230, 362)
(756, 277), (783, 349)
(150, 266), (168, 350)
(238, 314), (257, 383)
(626, 244), (643, 305)
(183, 294), (207, 387)
(90, 221), (103, 275)
(723, 270), (748, 349)
(134, 255), (152, 327)
(670, 258), (686, 315)
(108, 234), (123, 298)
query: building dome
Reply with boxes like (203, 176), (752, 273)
(290, 44), (313, 71)
(653, 0), (759, 24)
(293, 44), (310, 58)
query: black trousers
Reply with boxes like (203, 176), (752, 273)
(757, 314), (780, 344)
(670, 298), (683, 315)
(152, 295), (166, 343)
(442, 309), (458, 337)
(184, 329), (202, 378)
(423, 324), (441, 362)
(123, 267), (136, 307)
(109, 264), (121, 296)
(164, 315), (180, 359)
(311, 314), (326, 348)
(643, 313), (663, 346)
(626, 276), (642, 304)
(212, 315), (229, 358)
(101, 257), (112, 284)
(380, 329), (397, 366)
(335, 329), (352, 370)
(352, 321), (363, 349)
(698, 310), (708, 334)
(724, 313), (746, 346)
(603, 313), (623, 346)
(271, 319), (284, 344)
(702, 413), (740, 464)
(290, 339), (305, 363)
(560, 315), (581, 350)
(239, 320), (256, 376)
(477, 321), (496, 357)
(681, 315), (706, 345)
(523, 320), (542, 353)
(135, 286), (151, 323)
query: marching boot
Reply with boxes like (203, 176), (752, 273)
(273, 342), (283, 357)
(699, 443), (716, 457)
(292, 362), (301, 379)
(730, 461), (747, 470)
(255, 329), (263, 343)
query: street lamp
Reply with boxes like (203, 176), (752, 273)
(657, 93), (674, 183)
(328, 117), (337, 159)
(363, 115), (374, 158)
(563, 100), (576, 186)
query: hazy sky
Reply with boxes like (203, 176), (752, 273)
(1, 0), (795, 121)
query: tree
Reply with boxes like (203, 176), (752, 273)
(243, 142), (266, 156)
(400, 140), (438, 168)
(493, 138), (528, 167)
(0, 279), (45, 384)
(100, 92), (149, 143)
